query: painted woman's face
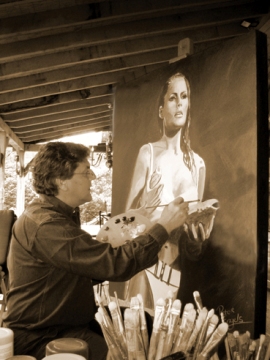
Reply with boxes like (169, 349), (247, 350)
(159, 76), (189, 131)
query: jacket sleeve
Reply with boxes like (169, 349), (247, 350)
(32, 218), (169, 282)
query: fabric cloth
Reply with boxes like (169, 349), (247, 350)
(3, 194), (168, 359)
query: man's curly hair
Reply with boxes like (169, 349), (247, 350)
(31, 142), (90, 196)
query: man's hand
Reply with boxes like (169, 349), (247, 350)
(157, 197), (189, 234)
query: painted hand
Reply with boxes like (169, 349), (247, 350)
(185, 206), (217, 242)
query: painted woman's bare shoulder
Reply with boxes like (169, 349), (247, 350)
(138, 143), (151, 155)
(136, 143), (152, 163)
(193, 151), (205, 167)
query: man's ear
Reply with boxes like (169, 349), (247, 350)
(56, 178), (68, 191)
(159, 106), (163, 119)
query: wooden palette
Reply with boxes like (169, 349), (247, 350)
(96, 210), (153, 247)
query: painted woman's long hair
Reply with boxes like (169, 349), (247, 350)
(158, 72), (195, 176)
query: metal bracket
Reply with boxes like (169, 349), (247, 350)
(169, 37), (194, 64)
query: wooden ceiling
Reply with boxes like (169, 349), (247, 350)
(0, 0), (269, 152)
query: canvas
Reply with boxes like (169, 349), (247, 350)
(109, 30), (268, 337)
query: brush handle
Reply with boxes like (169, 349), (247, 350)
(224, 336), (231, 360)
(186, 326), (200, 353)
(263, 341), (270, 360)
(185, 308), (207, 354)
(200, 323), (229, 358)
(136, 329), (147, 360)
(255, 347), (262, 360)
(141, 327), (149, 356)
(102, 281), (111, 305)
(138, 307), (149, 355)
(155, 325), (168, 360)
(101, 322), (125, 360)
(192, 318), (210, 359)
(206, 315), (218, 341)
(105, 318), (127, 359)
(110, 307), (126, 337)
(125, 309), (146, 360)
(176, 309), (197, 353)
(162, 332), (175, 358)
(247, 349), (256, 360)
(110, 309), (127, 357)
(162, 313), (180, 356)
(108, 343), (126, 360)
(148, 330), (160, 360)
(146, 199), (199, 209)
(193, 291), (203, 311)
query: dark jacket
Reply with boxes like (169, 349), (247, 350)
(3, 194), (168, 330)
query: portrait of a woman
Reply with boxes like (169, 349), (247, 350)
(123, 72), (214, 309)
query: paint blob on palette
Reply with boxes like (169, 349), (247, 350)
(96, 210), (153, 247)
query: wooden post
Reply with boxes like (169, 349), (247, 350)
(0, 131), (8, 210)
(16, 150), (25, 216)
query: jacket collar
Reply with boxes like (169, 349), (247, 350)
(39, 194), (76, 218)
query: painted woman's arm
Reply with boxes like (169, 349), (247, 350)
(187, 155), (218, 241)
(125, 144), (150, 211)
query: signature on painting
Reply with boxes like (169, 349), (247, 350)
(216, 305), (252, 330)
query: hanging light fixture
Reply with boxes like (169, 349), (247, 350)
(89, 146), (103, 167)
(89, 133), (113, 168)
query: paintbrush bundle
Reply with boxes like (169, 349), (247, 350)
(148, 291), (229, 360)
(95, 292), (149, 360)
(226, 332), (270, 360)
(95, 290), (229, 360)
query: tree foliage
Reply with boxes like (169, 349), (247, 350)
(79, 168), (112, 224)
(4, 148), (17, 209)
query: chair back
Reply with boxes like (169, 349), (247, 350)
(0, 209), (16, 325)
(0, 210), (16, 265)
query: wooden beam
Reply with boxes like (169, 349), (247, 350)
(0, 24), (248, 91)
(18, 116), (111, 138)
(0, 4), (257, 69)
(0, 64), (162, 105)
(0, 0), (253, 43)
(0, 87), (114, 114)
(21, 122), (111, 142)
(0, 0), (102, 19)
(1, 95), (113, 120)
(0, 116), (24, 151)
(11, 111), (112, 131)
(0, 49), (174, 90)
(25, 144), (42, 152)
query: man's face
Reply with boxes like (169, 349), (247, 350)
(65, 159), (96, 207)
